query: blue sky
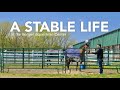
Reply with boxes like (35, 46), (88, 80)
(0, 12), (120, 43)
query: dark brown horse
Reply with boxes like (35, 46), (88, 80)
(65, 57), (79, 71)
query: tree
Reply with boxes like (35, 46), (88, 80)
(0, 22), (78, 48)
(0, 22), (12, 48)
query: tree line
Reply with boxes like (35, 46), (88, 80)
(0, 22), (78, 49)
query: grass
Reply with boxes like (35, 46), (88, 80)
(0, 68), (120, 78)
(0, 72), (120, 78)
(1, 62), (120, 78)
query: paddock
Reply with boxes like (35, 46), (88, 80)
(0, 48), (120, 74)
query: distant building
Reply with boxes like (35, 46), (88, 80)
(73, 28), (120, 64)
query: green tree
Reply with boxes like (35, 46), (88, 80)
(0, 22), (78, 48)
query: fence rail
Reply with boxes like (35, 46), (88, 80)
(0, 48), (120, 73)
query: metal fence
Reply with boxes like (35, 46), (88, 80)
(0, 48), (120, 73)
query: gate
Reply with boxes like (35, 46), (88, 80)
(1, 48), (66, 70)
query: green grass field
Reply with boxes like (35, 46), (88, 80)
(0, 68), (120, 78)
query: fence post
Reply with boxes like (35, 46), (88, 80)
(42, 48), (44, 69)
(108, 47), (109, 65)
(14, 48), (16, 63)
(0, 48), (1, 73)
(58, 50), (59, 64)
(64, 49), (66, 73)
(0, 48), (4, 73)
(22, 48), (24, 69)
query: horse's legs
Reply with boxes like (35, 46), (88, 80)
(67, 63), (69, 70)
(76, 62), (78, 71)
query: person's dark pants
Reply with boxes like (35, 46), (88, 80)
(80, 56), (85, 64)
(98, 59), (103, 74)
